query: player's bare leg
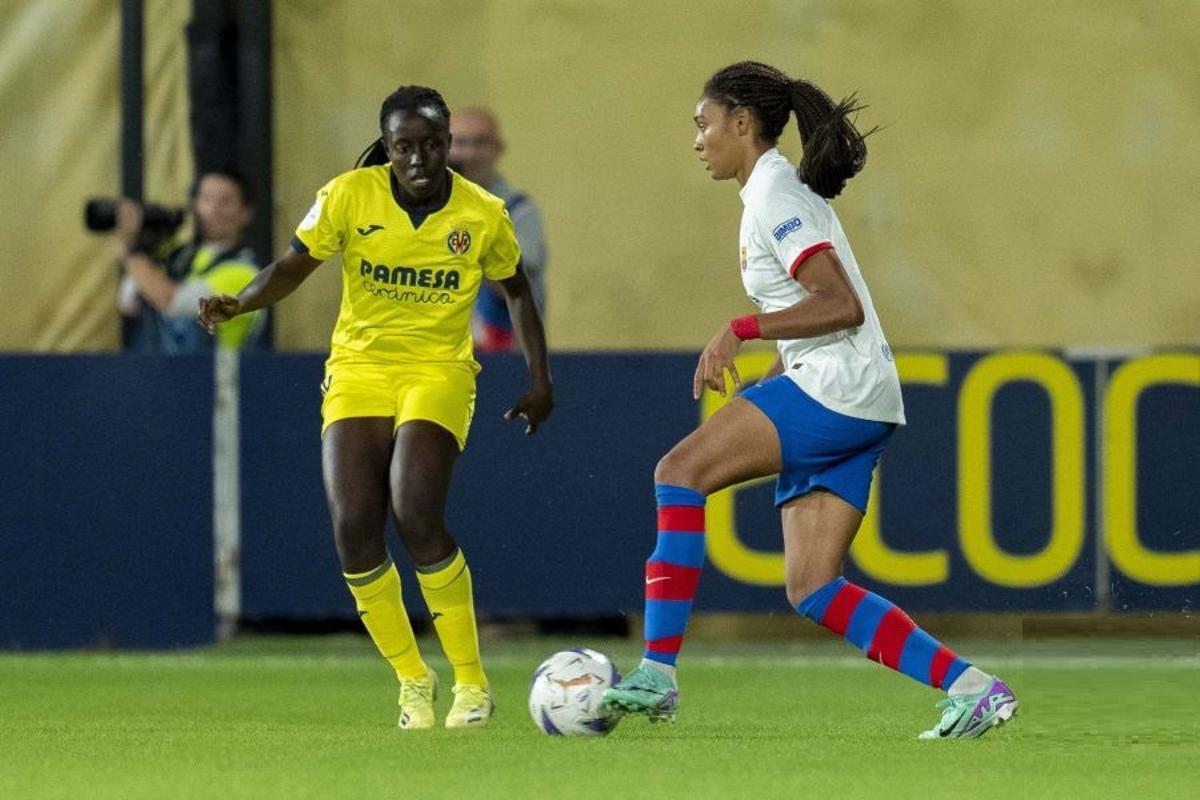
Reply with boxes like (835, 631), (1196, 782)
(604, 398), (780, 721)
(784, 489), (1017, 739)
(780, 488), (861, 607)
(392, 421), (493, 728)
(655, 396), (781, 497)
(323, 418), (395, 573)
(323, 418), (436, 729)
(390, 421), (459, 566)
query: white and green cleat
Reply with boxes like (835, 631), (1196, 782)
(601, 663), (679, 723)
(919, 677), (1018, 739)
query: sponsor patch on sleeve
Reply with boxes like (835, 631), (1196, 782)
(771, 217), (803, 241)
(299, 192), (325, 231)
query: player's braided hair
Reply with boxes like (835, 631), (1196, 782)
(702, 61), (875, 199)
(356, 85), (452, 168)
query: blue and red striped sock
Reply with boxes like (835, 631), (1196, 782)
(642, 484), (706, 668)
(797, 577), (971, 691)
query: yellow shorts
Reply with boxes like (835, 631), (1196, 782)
(320, 361), (478, 449)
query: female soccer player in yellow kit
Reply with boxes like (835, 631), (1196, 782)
(198, 85), (553, 730)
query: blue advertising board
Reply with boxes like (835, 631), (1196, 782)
(237, 350), (1198, 619)
(0, 356), (215, 648)
(1, 350), (1195, 649)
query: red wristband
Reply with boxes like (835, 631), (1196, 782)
(730, 314), (761, 341)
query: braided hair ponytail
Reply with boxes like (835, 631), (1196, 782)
(789, 80), (871, 199)
(703, 61), (874, 198)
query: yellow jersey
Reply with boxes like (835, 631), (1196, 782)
(293, 166), (521, 367)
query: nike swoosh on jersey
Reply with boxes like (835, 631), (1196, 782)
(645, 577), (672, 585)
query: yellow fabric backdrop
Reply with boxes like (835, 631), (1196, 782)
(0, 2), (118, 350)
(2, 2), (1197, 351)
(0, 0), (192, 352)
(271, 0), (1200, 352)
(143, 0), (195, 228)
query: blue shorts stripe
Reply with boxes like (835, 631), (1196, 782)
(844, 591), (892, 652)
(655, 483), (706, 508)
(897, 628), (940, 686)
(942, 657), (970, 691)
(795, 577), (847, 623)
(644, 599), (691, 640)
(649, 532), (706, 568)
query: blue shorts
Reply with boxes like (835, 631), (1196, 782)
(740, 376), (896, 513)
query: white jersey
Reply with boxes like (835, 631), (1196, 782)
(738, 149), (905, 424)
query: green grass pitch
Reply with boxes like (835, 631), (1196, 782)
(1, 635), (1196, 799)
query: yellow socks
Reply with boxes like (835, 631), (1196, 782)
(416, 548), (487, 687)
(346, 549), (487, 688)
(345, 556), (428, 682)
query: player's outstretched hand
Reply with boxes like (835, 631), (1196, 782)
(504, 382), (554, 435)
(693, 324), (743, 400)
(197, 294), (242, 335)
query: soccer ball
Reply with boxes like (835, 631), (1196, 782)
(528, 648), (621, 736)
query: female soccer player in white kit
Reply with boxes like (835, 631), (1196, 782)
(603, 61), (1018, 739)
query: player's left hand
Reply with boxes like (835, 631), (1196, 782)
(693, 324), (743, 400)
(505, 382), (554, 435)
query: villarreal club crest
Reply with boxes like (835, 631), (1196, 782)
(447, 227), (472, 255)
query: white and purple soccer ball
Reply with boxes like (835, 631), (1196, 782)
(528, 648), (622, 736)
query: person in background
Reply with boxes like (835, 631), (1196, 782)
(449, 107), (547, 352)
(117, 169), (263, 353)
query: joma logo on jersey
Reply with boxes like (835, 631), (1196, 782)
(446, 228), (471, 255)
(360, 259), (461, 290)
(772, 217), (803, 241)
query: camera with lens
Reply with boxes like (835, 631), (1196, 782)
(85, 198), (186, 234)
(84, 197), (186, 253)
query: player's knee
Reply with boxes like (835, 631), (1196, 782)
(330, 503), (377, 541)
(337, 541), (388, 574)
(785, 570), (838, 609)
(397, 528), (454, 568)
(394, 507), (448, 550)
(333, 527), (386, 573)
(329, 504), (385, 568)
(786, 581), (816, 609)
(654, 449), (697, 488)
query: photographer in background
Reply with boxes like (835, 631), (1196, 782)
(115, 170), (263, 353)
